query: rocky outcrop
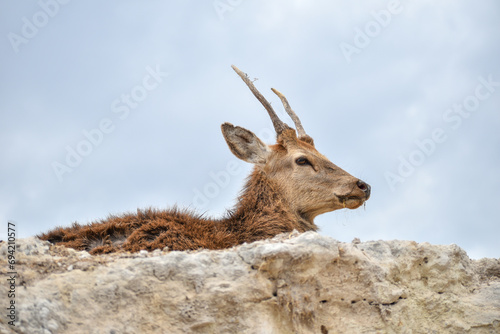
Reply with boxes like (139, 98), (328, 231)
(1, 232), (499, 334)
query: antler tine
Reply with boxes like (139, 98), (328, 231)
(231, 65), (288, 134)
(271, 88), (307, 139)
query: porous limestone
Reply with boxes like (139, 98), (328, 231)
(0, 233), (499, 333)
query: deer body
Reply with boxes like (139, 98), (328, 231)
(39, 66), (370, 254)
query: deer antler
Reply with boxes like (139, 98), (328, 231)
(231, 65), (288, 134)
(271, 88), (308, 139)
(232, 65), (314, 145)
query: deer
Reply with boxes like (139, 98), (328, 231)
(38, 65), (371, 255)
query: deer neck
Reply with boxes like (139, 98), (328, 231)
(230, 168), (318, 232)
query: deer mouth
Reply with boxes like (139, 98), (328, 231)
(334, 180), (371, 209)
(335, 195), (367, 209)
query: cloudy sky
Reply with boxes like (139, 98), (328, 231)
(1, 1), (499, 259)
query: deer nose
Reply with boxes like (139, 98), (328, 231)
(356, 180), (371, 198)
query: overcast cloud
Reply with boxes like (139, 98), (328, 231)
(1, 1), (499, 259)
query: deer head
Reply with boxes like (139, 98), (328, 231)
(221, 65), (371, 224)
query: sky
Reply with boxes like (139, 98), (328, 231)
(1, 1), (499, 259)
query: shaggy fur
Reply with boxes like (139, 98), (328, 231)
(38, 169), (314, 254)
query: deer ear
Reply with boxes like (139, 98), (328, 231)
(221, 123), (271, 164)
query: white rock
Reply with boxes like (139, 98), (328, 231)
(0, 233), (498, 333)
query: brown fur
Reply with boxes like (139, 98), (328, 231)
(39, 169), (314, 254)
(39, 69), (370, 254)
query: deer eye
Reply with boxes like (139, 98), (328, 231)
(295, 157), (311, 166)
